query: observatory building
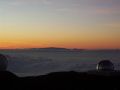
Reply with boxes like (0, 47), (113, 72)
(0, 54), (8, 71)
(96, 60), (114, 71)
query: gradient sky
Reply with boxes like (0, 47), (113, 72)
(0, 0), (120, 49)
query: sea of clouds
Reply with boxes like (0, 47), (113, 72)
(0, 50), (120, 76)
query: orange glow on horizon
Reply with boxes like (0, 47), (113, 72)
(0, 39), (119, 49)
(0, 23), (120, 49)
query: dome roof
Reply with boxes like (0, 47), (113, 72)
(96, 60), (114, 71)
(0, 54), (8, 71)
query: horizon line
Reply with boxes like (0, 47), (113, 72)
(0, 47), (119, 50)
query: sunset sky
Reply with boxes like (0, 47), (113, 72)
(0, 0), (120, 49)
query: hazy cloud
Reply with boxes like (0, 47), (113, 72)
(93, 0), (120, 14)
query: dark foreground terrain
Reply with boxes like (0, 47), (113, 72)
(0, 71), (120, 90)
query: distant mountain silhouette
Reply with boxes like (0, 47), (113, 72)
(24, 47), (85, 52)
(0, 47), (119, 52)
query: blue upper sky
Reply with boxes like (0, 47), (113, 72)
(1, 0), (120, 25)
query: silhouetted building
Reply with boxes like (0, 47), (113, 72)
(0, 54), (8, 71)
(96, 60), (114, 71)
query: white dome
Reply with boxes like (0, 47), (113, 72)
(96, 60), (114, 71)
(0, 54), (8, 71)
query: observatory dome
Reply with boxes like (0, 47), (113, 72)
(96, 60), (114, 71)
(0, 54), (8, 71)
